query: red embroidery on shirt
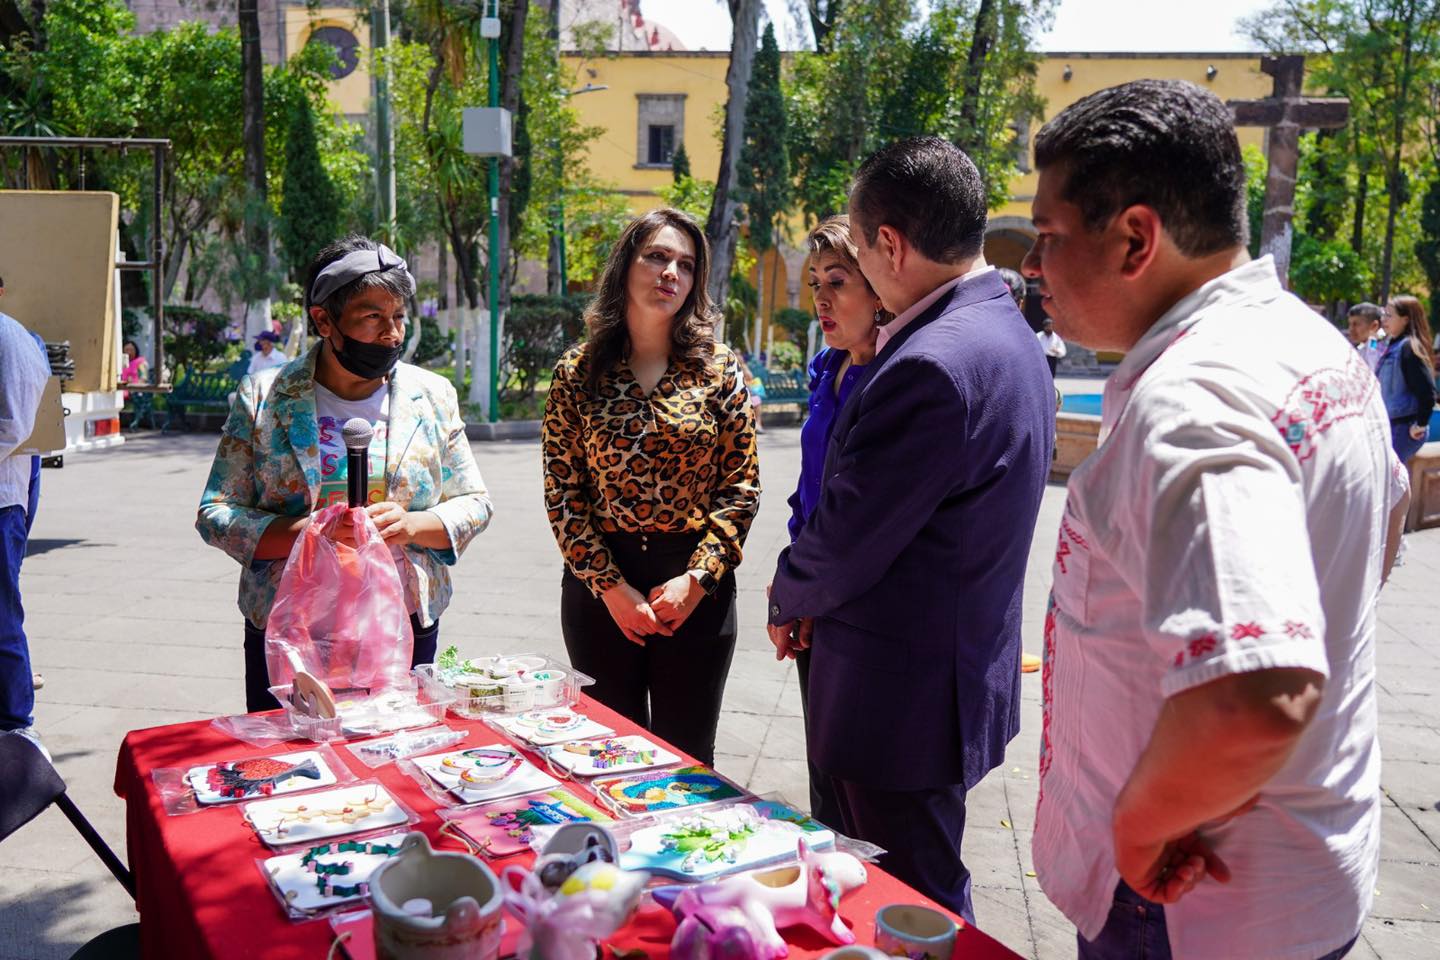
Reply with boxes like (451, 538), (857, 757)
(1173, 650), (1186, 667)
(1271, 351), (1377, 463)
(1037, 599), (1058, 806)
(1231, 622), (1265, 640)
(1283, 620), (1313, 639)
(1060, 518), (1090, 550)
(1187, 633), (1218, 658)
(1054, 538), (1071, 575)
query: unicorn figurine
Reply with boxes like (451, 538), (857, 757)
(657, 839), (869, 960)
(501, 825), (649, 960)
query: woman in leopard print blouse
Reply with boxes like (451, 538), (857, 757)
(541, 208), (761, 765)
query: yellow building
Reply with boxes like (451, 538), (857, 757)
(282, 4), (372, 121)
(556, 50), (1274, 344)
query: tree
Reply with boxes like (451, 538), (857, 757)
(738, 22), (790, 358)
(1245, 0), (1440, 298)
(704, 0), (763, 313)
(786, 0), (1051, 220)
(279, 99), (342, 281)
(1417, 174), (1440, 326)
(238, 0), (272, 342)
(671, 142), (692, 181)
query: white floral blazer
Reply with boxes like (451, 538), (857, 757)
(197, 344), (493, 629)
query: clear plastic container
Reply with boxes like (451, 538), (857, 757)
(413, 653), (594, 719)
(269, 676), (454, 742)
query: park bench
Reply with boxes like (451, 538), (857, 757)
(162, 358), (250, 433)
(758, 369), (809, 409)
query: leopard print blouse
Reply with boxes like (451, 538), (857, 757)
(541, 340), (761, 598)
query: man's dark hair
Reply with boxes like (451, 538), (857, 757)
(1033, 80), (1247, 257)
(1347, 302), (1382, 324)
(849, 136), (988, 264)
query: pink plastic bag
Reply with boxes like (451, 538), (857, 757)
(265, 503), (414, 697)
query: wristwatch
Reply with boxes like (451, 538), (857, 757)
(687, 568), (718, 595)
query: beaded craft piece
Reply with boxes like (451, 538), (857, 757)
(243, 783), (408, 847)
(541, 735), (681, 778)
(591, 765), (746, 817)
(412, 745), (559, 804)
(184, 750), (337, 805)
(619, 804), (837, 881)
(261, 831), (409, 916)
(440, 788), (614, 859)
(490, 708), (615, 747)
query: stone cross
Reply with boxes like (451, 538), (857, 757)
(1229, 55), (1349, 288)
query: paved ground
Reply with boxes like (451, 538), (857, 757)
(2, 419), (1438, 959)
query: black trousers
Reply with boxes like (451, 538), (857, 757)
(243, 613), (439, 713)
(831, 777), (974, 926)
(795, 647), (845, 831)
(560, 531), (736, 766)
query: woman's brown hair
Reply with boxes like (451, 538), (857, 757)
(1389, 295), (1436, 378)
(805, 215), (893, 324)
(582, 208), (717, 396)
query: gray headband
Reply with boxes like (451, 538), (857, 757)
(308, 244), (413, 308)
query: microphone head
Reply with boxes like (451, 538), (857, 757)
(342, 417), (374, 451)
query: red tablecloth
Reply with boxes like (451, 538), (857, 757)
(114, 695), (1022, 960)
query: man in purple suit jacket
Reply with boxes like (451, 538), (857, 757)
(767, 137), (1054, 922)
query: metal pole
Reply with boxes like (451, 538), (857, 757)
(487, 12), (501, 423)
(152, 143), (166, 383)
(373, 0), (396, 239)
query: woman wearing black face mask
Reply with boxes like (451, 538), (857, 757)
(197, 235), (494, 711)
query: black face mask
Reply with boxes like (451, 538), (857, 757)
(329, 332), (403, 380)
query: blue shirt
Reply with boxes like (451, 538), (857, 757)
(787, 348), (868, 542)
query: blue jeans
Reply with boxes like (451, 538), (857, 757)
(1078, 882), (1357, 960)
(0, 504), (33, 731)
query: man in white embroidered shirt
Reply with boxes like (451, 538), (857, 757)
(1022, 81), (1409, 960)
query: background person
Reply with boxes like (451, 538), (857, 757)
(1346, 302), (1386, 373)
(248, 329), (290, 375)
(767, 138), (1054, 923)
(1378, 295), (1435, 466)
(541, 208), (760, 767)
(197, 236), (493, 711)
(120, 340), (149, 384)
(1037, 317), (1067, 376)
(0, 289), (50, 739)
(1022, 79), (1407, 960)
(779, 214), (890, 830)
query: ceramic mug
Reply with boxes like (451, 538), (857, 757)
(874, 904), (958, 960)
(370, 832), (504, 960)
(819, 947), (891, 959)
(527, 669), (568, 708)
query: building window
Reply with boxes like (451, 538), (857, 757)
(306, 25), (361, 80)
(636, 93), (686, 168)
(647, 125), (676, 166)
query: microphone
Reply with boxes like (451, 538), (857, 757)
(341, 418), (374, 508)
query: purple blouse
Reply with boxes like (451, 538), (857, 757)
(787, 348), (869, 542)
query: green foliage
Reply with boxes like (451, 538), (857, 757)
(769, 340), (803, 371)
(279, 98), (343, 281)
(773, 306), (812, 339)
(671, 142), (691, 181)
(1417, 174), (1440, 327)
(1244, 0), (1440, 297)
(657, 176), (716, 223)
(725, 272), (759, 333)
(1291, 235), (1373, 304)
(786, 0), (1053, 221)
(738, 23), (790, 255)
(408, 319), (453, 366)
(162, 305), (233, 380)
(499, 294), (590, 404)
(1243, 144), (1267, 259)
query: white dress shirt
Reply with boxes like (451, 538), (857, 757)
(1033, 257), (1406, 959)
(0, 312), (51, 512)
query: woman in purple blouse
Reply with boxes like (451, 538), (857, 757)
(781, 215), (891, 827)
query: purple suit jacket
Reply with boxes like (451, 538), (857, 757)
(768, 270), (1054, 790)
